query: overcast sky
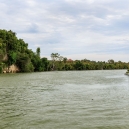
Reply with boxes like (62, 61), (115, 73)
(0, 0), (129, 62)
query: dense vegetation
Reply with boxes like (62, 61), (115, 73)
(0, 29), (49, 73)
(50, 53), (129, 71)
(0, 29), (129, 73)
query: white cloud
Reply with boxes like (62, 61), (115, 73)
(0, 0), (129, 61)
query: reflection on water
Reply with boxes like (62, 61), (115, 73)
(0, 70), (129, 129)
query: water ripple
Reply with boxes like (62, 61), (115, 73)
(0, 70), (129, 129)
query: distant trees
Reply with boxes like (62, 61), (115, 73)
(0, 29), (128, 73)
(41, 57), (49, 71)
(108, 59), (114, 64)
(36, 47), (40, 57)
(48, 56), (129, 71)
(51, 53), (60, 70)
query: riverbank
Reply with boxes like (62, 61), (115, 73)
(2, 64), (19, 73)
(125, 69), (129, 76)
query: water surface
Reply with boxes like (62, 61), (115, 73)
(0, 70), (129, 129)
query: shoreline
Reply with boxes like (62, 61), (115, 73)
(1, 69), (128, 74)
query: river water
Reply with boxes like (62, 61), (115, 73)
(0, 70), (129, 129)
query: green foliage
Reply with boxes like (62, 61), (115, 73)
(0, 66), (2, 73)
(16, 54), (34, 72)
(74, 61), (84, 70)
(8, 51), (17, 65)
(41, 58), (49, 71)
(36, 47), (40, 57)
(48, 55), (129, 71)
(0, 29), (128, 73)
(0, 29), (42, 72)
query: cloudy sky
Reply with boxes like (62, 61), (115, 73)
(0, 0), (129, 62)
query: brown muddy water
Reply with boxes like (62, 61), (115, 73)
(0, 70), (129, 129)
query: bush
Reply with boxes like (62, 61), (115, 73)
(0, 66), (2, 73)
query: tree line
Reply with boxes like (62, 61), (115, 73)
(0, 29), (48, 73)
(0, 29), (129, 73)
(50, 54), (129, 71)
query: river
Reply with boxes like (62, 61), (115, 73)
(0, 70), (129, 129)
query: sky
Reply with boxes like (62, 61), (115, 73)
(0, 0), (129, 62)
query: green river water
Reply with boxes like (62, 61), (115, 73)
(0, 70), (129, 129)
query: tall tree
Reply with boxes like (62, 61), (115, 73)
(51, 53), (60, 70)
(36, 47), (40, 57)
